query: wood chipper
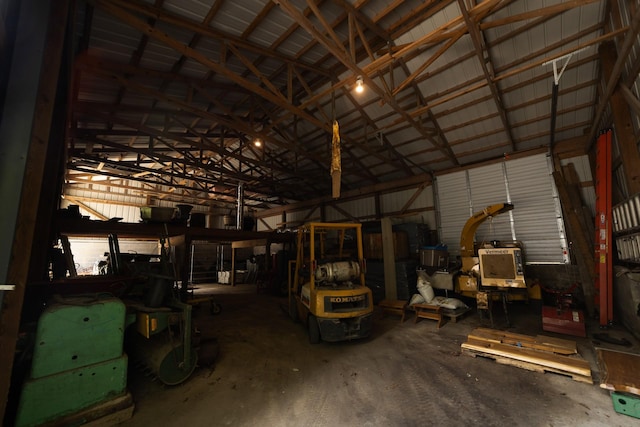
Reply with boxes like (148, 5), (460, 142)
(455, 203), (517, 297)
(289, 222), (373, 343)
(453, 203), (532, 327)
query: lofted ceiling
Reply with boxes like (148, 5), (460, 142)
(66, 0), (628, 211)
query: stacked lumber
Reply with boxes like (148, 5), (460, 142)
(461, 328), (592, 384)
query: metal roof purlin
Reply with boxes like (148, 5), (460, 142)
(274, 0), (460, 164)
(457, 0), (515, 153)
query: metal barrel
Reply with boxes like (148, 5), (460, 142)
(127, 333), (197, 386)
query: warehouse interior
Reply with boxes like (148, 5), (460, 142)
(1, 0), (640, 425)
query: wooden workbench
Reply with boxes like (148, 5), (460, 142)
(378, 299), (409, 322)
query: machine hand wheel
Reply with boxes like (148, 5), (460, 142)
(210, 302), (222, 315)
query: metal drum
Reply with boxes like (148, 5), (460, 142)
(314, 261), (360, 283)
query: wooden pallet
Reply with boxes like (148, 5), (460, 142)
(461, 328), (592, 384)
(469, 328), (578, 355)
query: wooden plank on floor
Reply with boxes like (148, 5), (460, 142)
(470, 328), (577, 355)
(44, 392), (134, 427)
(597, 348), (640, 395)
(533, 335), (579, 354)
(461, 338), (592, 380)
(463, 346), (593, 384)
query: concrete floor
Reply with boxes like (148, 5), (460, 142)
(120, 284), (640, 427)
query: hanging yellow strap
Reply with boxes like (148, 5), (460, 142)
(331, 120), (341, 199)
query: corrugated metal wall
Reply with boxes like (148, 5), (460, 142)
(63, 182), (147, 222)
(325, 197), (376, 222)
(258, 215), (281, 231)
(287, 208), (320, 225)
(64, 153), (573, 264)
(380, 188), (435, 227)
(61, 198), (142, 222)
(256, 185), (436, 232)
(505, 155), (567, 263)
(468, 163), (513, 242)
(434, 170), (469, 256)
(436, 153), (568, 263)
(63, 182), (234, 226)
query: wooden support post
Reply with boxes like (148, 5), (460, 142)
(231, 246), (236, 286)
(595, 130), (613, 326)
(59, 236), (78, 277)
(552, 171), (596, 316)
(562, 163), (594, 252)
(381, 217), (397, 300)
(599, 41), (640, 196)
(0, 0), (70, 421)
(169, 234), (189, 299)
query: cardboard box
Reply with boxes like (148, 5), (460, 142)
(457, 275), (478, 292)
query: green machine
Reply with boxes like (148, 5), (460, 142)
(15, 295), (130, 426)
(14, 231), (201, 425)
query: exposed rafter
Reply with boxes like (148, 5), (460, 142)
(64, 0), (625, 210)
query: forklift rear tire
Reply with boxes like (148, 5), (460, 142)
(308, 314), (321, 344)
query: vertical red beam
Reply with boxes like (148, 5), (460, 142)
(595, 129), (613, 326)
(606, 130), (614, 325)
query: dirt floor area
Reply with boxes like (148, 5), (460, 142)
(120, 284), (640, 427)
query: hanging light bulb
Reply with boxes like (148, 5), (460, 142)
(355, 75), (364, 93)
(254, 138), (262, 147)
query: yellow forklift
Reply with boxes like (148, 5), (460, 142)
(289, 222), (373, 343)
